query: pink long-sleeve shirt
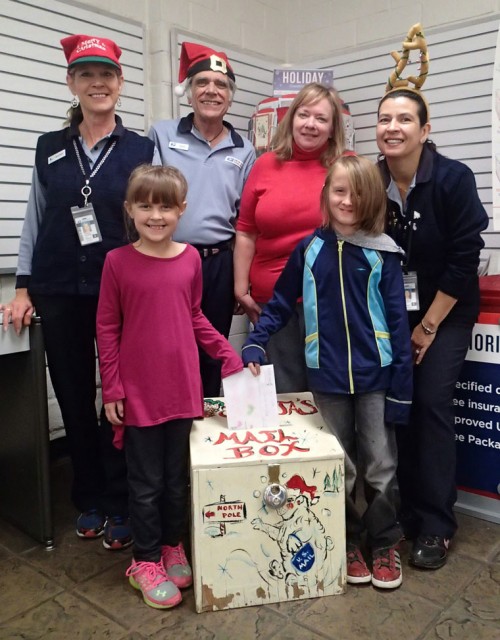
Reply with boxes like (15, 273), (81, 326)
(97, 243), (242, 447)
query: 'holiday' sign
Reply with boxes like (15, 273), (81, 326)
(273, 69), (334, 96)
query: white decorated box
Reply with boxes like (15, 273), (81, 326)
(190, 392), (346, 612)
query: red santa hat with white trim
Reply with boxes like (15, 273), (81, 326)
(174, 42), (235, 97)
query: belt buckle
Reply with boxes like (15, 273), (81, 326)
(201, 246), (220, 257)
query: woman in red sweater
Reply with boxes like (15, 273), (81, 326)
(234, 83), (350, 392)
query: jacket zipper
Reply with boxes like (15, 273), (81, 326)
(338, 241), (354, 393)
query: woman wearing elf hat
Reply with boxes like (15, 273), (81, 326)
(149, 42), (256, 398)
(0, 34), (158, 550)
(376, 25), (488, 569)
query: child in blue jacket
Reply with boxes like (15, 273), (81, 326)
(243, 155), (412, 589)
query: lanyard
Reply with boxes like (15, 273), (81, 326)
(73, 138), (117, 205)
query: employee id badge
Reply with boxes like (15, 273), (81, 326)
(403, 271), (420, 311)
(71, 204), (102, 246)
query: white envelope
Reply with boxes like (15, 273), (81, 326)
(222, 365), (279, 430)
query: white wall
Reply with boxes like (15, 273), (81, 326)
(72, 1), (500, 66)
(69, 0), (289, 122)
(287, 0), (500, 61)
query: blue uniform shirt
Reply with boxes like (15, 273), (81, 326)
(149, 113), (255, 245)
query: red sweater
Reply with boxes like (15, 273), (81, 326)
(237, 143), (329, 303)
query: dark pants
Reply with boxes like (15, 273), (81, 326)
(125, 419), (193, 562)
(397, 323), (472, 539)
(198, 248), (234, 397)
(32, 295), (128, 516)
(314, 390), (401, 550)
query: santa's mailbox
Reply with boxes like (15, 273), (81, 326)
(190, 392), (346, 612)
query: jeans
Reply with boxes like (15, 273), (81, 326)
(125, 419), (193, 562)
(314, 390), (401, 550)
(397, 322), (472, 539)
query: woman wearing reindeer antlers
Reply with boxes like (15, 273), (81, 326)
(376, 24), (488, 569)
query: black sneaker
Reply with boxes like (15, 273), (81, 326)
(410, 535), (450, 569)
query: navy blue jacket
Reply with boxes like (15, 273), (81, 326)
(243, 228), (413, 424)
(27, 117), (155, 296)
(379, 145), (489, 328)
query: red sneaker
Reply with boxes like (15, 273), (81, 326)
(372, 545), (402, 589)
(346, 544), (371, 584)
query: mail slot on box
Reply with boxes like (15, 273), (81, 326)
(190, 392), (346, 613)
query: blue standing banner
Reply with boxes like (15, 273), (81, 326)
(454, 314), (500, 523)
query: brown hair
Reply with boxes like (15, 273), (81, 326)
(378, 88), (429, 126)
(271, 83), (345, 167)
(321, 155), (387, 235)
(124, 165), (188, 242)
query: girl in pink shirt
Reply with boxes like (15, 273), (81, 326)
(97, 165), (242, 610)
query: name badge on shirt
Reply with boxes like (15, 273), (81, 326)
(169, 141), (189, 151)
(225, 156), (243, 169)
(403, 271), (420, 311)
(71, 204), (103, 246)
(48, 149), (66, 164)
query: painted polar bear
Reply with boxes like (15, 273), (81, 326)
(252, 475), (334, 588)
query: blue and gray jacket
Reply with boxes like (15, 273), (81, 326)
(242, 227), (413, 424)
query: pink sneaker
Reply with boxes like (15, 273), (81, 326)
(161, 542), (193, 589)
(126, 560), (182, 609)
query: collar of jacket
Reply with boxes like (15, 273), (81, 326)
(378, 142), (435, 190)
(67, 114), (125, 140)
(318, 226), (404, 255)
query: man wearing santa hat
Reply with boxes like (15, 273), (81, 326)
(149, 42), (255, 397)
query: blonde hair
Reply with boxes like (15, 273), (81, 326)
(124, 165), (188, 242)
(271, 83), (345, 167)
(321, 155), (387, 235)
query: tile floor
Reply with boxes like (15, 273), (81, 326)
(1, 455), (500, 640)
